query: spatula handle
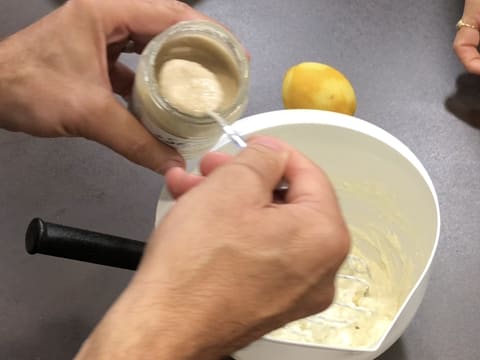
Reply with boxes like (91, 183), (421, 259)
(25, 218), (144, 270)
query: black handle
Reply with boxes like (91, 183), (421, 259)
(25, 218), (145, 270)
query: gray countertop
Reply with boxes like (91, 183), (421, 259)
(1, 1), (479, 359)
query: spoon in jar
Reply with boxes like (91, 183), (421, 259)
(207, 111), (289, 200)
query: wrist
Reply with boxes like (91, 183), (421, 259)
(74, 282), (227, 360)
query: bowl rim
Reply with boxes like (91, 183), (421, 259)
(158, 109), (441, 353)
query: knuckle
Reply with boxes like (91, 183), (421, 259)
(70, 0), (96, 11)
(316, 283), (336, 311)
(71, 92), (110, 139)
(170, 0), (193, 12)
(324, 220), (351, 261)
(248, 144), (281, 165)
(237, 145), (283, 177)
(159, 0), (195, 18)
(167, 0), (192, 13)
(137, 0), (157, 8)
(300, 283), (336, 316)
(128, 136), (152, 159)
(224, 162), (267, 187)
(60, 96), (96, 138)
(300, 213), (351, 266)
(226, 154), (277, 187)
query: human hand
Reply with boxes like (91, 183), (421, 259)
(454, 0), (480, 74)
(0, 0), (215, 173)
(75, 136), (350, 360)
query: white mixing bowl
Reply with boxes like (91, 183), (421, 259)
(155, 110), (440, 360)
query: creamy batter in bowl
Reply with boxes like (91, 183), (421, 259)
(155, 110), (440, 360)
(267, 231), (402, 350)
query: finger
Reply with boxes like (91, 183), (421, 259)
(166, 167), (204, 198)
(166, 152), (232, 198)
(109, 62), (135, 97)
(166, 151), (233, 197)
(281, 144), (339, 213)
(205, 137), (289, 205)
(81, 94), (185, 174)
(96, 0), (250, 59)
(104, 0), (211, 50)
(453, 29), (480, 74)
(199, 152), (232, 176)
(243, 137), (339, 212)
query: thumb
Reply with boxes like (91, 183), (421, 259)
(82, 95), (185, 174)
(206, 136), (289, 205)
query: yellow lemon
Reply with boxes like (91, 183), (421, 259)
(282, 62), (356, 115)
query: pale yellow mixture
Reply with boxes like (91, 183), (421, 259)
(158, 59), (224, 116)
(155, 34), (239, 118)
(267, 228), (401, 349)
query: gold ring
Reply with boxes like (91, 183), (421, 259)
(456, 19), (479, 31)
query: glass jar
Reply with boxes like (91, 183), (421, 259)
(130, 20), (249, 159)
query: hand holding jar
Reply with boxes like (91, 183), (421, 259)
(0, 0), (218, 173)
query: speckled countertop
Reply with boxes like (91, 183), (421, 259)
(1, 1), (479, 359)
